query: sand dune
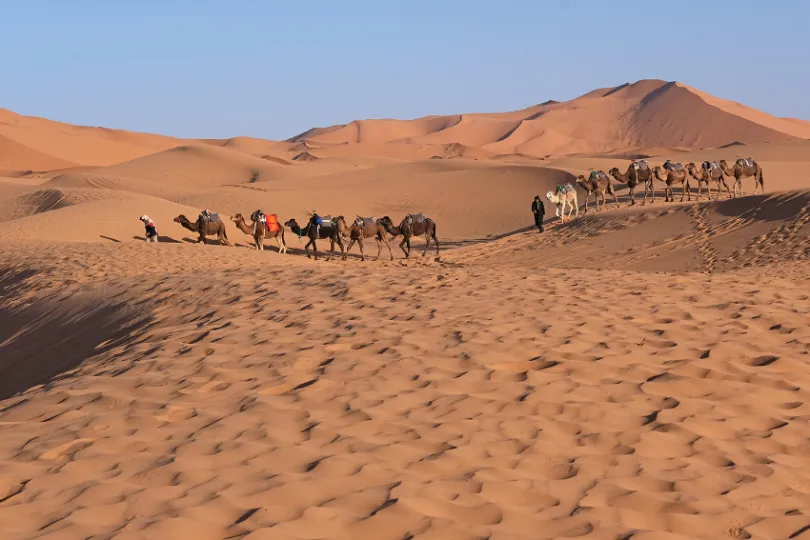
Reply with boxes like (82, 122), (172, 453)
(288, 79), (809, 159)
(0, 134), (78, 173)
(1, 186), (809, 538)
(2, 80), (810, 540)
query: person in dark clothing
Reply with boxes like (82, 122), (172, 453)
(531, 195), (545, 232)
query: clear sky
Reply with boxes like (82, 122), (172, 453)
(1, 0), (807, 140)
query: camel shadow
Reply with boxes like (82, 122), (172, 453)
(439, 225), (535, 250)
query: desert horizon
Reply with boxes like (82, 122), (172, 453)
(3, 8), (810, 538)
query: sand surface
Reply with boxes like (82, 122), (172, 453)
(2, 81), (810, 539)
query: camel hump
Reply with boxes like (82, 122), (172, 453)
(664, 160), (684, 171)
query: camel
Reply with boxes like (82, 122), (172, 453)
(576, 171), (619, 212)
(231, 212), (287, 253)
(173, 213), (232, 246)
(608, 159), (655, 205)
(378, 213), (440, 258)
(652, 161), (692, 202)
(685, 162), (732, 201)
(334, 216), (394, 261)
(719, 158), (764, 197)
(546, 183), (579, 223)
(284, 214), (344, 261)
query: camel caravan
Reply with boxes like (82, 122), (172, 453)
(560, 155), (764, 217)
(164, 208), (440, 261)
(154, 155), (763, 256)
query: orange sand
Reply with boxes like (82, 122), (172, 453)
(1, 80), (810, 540)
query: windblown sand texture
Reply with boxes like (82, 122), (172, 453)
(2, 79), (810, 539)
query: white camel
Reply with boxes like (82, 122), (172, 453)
(546, 183), (579, 222)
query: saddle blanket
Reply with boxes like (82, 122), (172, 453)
(407, 213), (426, 224)
(253, 213), (280, 235)
(632, 160), (649, 170)
(556, 183), (574, 194)
(663, 160), (684, 171)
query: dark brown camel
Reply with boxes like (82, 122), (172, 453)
(608, 159), (655, 205)
(719, 158), (765, 197)
(284, 215), (344, 261)
(334, 216), (393, 261)
(231, 212), (287, 253)
(685, 162), (732, 201)
(378, 214), (440, 258)
(576, 171), (619, 212)
(173, 214), (232, 246)
(652, 161), (691, 202)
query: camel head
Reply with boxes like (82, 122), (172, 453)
(173, 215), (188, 224)
(718, 159), (729, 169)
(545, 191), (555, 201)
(231, 213), (244, 224)
(575, 174), (587, 185)
(608, 167), (619, 178)
(284, 218), (298, 229)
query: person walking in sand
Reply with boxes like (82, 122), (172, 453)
(140, 215), (159, 243)
(531, 195), (545, 232)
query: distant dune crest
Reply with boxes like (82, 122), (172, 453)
(2, 79), (809, 174)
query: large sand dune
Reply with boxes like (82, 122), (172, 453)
(1, 80), (810, 539)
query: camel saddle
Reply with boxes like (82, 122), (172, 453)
(663, 160), (684, 171)
(200, 210), (221, 223)
(251, 210), (266, 223)
(253, 212), (279, 235)
(556, 183), (574, 194)
(406, 213), (426, 225)
(631, 160), (649, 171)
(702, 161), (719, 171)
(589, 170), (609, 182)
(736, 157), (754, 168)
(318, 215), (334, 226)
(354, 216), (378, 227)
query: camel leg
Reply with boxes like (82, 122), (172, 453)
(374, 236), (382, 261)
(344, 239), (355, 261)
(399, 237), (409, 258)
(305, 239), (313, 259)
(433, 232), (440, 257)
(681, 179), (688, 202)
(422, 234), (430, 257)
(336, 237), (345, 259)
(384, 237), (393, 260)
(628, 185), (636, 206)
(611, 188), (620, 208)
(358, 238), (366, 261)
(583, 191), (590, 214)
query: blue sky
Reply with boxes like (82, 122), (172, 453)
(1, 1), (806, 140)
